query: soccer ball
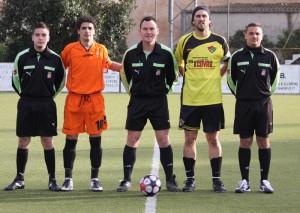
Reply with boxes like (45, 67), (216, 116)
(139, 174), (162, 196)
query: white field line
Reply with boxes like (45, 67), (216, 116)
(145, 139), (160, 213)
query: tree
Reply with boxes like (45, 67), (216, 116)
(276, 28), (300, 48)
(0, 0), (136, 61)
(0, 43), (6, 61)
(228, 30), (245, 49)
(85, 0), (137, 60)
(229, 29), (274, 49)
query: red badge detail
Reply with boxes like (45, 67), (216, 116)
(156, 69), (161, 76)
(207, 45), (217, 53)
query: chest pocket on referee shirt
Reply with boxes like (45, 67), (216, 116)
(152, 63), (165, 80)
(151, 63), (166, 92)
(44, 66), (55, 83)
(258, 62), (271, 85)
(22, 65), (35, 82)
(131, 62), (144, 81)
(236, 61), (249, 80)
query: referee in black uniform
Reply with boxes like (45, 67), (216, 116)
(227, 22), (280, 194)
(4, 22), (65, 191)
(117, 16), (180, 192)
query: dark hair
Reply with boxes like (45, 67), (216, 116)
(139, 16), (157, 28)
(191, 6), (210, 23)
(32, 22), (49, 34)
(245, 23), (262, 32)
(77, 15), (97, 30)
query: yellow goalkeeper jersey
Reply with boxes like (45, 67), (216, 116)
(175, 32), (230, 106)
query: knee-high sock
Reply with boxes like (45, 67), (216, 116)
(16, 148), (28, 180)
(239, 147), (251, 181)
(259, 148), (271, 182)
(44, 148), (56, 179)
(160, 145), (174, 181)
(210, 157), (222, 180)
(63, 138), (77, 178)
(123, 145), (136, 181)
(183, 157), (195, 179)
(90, 136), (102, 179)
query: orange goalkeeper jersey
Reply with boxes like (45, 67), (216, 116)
(61, 41), (112, 94)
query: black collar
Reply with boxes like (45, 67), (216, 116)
(136, 41), (161, 55)
(28, 46), (51, 58)
(242, 45), (265, 55)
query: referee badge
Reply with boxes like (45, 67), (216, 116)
(156, 69), (161, 76)
(47, 72), (52, 78)
(261, 69), (266, 76)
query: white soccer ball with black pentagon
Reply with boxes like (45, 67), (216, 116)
(139, 174), (161, 196)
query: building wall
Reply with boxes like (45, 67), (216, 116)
(127, 0), (300, 48)
(198, 0), (295, 6)
(127, 0), (202, 47)
(212, 13), (300, 44)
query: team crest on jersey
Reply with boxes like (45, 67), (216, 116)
(156, 69), (161, 76)
(96, 50), (100, 56)
(13, 69), (17, 76)
(207, 45), (216, 53)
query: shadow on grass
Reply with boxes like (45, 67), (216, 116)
(0, 189), (145, 203)
(2, 188), (264, 203)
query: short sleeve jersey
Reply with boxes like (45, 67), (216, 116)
(175, 32), (230, 106)
(61, 41), (112, 94)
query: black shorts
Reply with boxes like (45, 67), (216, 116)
(16, 98), (58, 137)
(126, 95), (170, 131)
(179, 104), (225, 132)
(234, 97), (273, 138)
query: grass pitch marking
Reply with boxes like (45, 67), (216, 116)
(145, 140), (160, 213)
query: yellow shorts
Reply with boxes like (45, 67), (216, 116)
(62, 93), (108, 135)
